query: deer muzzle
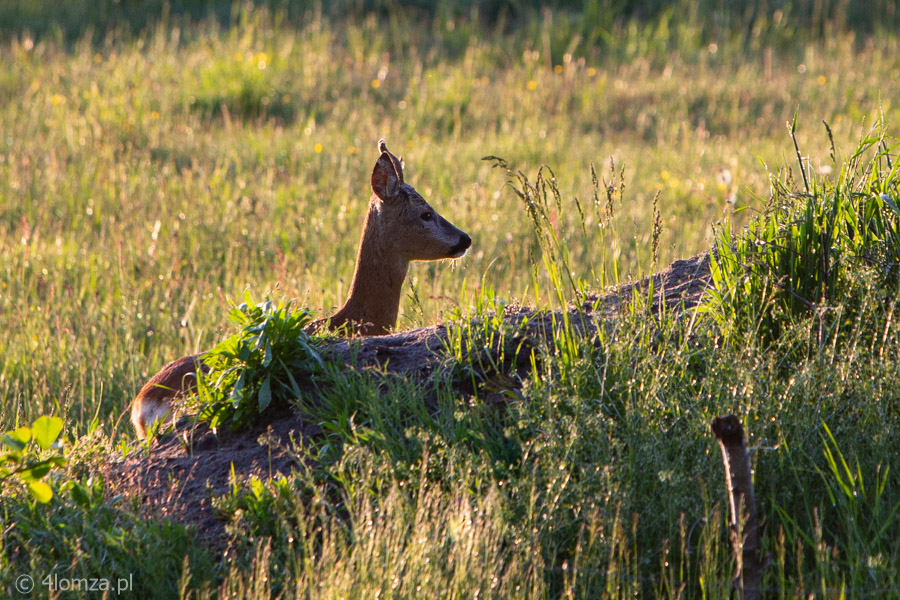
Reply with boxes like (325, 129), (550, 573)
(450, 232), (472, 258)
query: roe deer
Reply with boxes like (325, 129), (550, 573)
(131, 140), (471, 438)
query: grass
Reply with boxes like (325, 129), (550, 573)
(6, 4), (900, 435)
(708, 125), (900, 346)
(1, 3), (899, 598)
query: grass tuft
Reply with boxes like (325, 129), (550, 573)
(707, 125), (900, 348)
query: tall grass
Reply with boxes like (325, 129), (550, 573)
(708, 125), (900, 347)
(3, 0), (859, 435)
(1, 4), (899, 599)
(3, 134), (899, 597)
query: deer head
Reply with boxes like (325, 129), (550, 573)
(326, 140), (471, 335)
(369, 140), (471, 261)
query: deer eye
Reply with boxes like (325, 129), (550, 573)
(420, 211), (433, 222)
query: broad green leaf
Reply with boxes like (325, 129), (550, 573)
(1, 428), (30, 452)
(28, 481), (53, 503)
(263, 339), (273, 368)
(1, 437), (25, 453)
(231, 370), (247, 405)
(282, 363), (303, 398)
(258, 376), (272, 411)
(32, 416), (64, 450)
(21, 461), (52, 482)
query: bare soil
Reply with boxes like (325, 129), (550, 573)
(104, 252), (711, 538)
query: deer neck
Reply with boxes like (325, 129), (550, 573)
(330, 200), (409, 335)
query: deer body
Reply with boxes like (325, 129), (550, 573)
(131, 140), (470, 438)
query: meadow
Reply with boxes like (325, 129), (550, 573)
(1, 2), (899, 598)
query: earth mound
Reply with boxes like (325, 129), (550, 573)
(105, 252), (711, 536)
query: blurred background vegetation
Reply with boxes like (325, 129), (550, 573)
(2, 0), (899, 42)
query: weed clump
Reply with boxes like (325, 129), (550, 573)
(189, 293), (325, 431)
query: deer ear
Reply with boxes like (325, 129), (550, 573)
(372, 152), (400, 201)
(377, 140), (404, 181)
(372, 139), (404, 201)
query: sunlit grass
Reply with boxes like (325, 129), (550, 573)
(3, 7), (899, 435)
(0, 5), (899, 598)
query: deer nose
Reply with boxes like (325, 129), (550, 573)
(450, 233), (472, 257)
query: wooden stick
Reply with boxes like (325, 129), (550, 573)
(711, 415), (765, 600)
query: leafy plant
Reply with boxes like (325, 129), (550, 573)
(189, 292), (326, 431)
(0, 416), (65, 503)
(216, 468), (298, 539)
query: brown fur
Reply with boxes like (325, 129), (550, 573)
(131, 140), (470, 438)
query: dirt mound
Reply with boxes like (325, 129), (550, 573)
(104, 252), (712, 536)
(588, 251), (712, 315)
